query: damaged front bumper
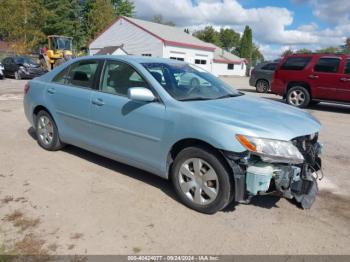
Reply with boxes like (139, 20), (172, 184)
(224, 134), (323, 209)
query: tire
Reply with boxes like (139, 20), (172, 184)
(255, 79), (269, 93)
(286, 86), (310, 108)
(171, 146), (233, 214)
(14, 70), (21, 80)
(35, 110), (64, 151)
(309, 100), (320, 106)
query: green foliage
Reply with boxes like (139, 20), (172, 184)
(345, 38), (350, 54)
(239, 26), (253, 62)
(281, 49), (294, 57)
(219, 28), (240, 51)
(316, 46), (341, 54)
(152, 15), (176, 26)
(295, 48), (312, 54)
(184, 28), (190, 34)
(0, 0), (47, 53)
(111, 0), (135, 17)
(87, 0), (116, 41)
(0, 0), (135, 52)
(193, 26), (221, 47)
(251, 44), (264, 66)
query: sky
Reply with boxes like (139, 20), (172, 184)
(132, 0), (350, 60)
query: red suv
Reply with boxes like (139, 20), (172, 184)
(271, 53), (350, 108)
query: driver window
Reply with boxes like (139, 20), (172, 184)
(101, 61), (148, 96)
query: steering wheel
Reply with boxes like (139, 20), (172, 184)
(185, 77), (200, 95)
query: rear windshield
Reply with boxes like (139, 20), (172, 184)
(280, 57), (311, 71)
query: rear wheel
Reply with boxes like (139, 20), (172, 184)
(255, 79), (269, 93)
(286, 86), (310, 108)
(35, 110), (64, 151)
(171, 146), (233, 214)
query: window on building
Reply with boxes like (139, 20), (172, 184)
(195, 59), (207, 65)
(170, 57), (185, 61)
(142, 54), (152, 57)
(241, 63), (244, 70)
(101, 61), (149, 96)
(227, 64), (234, 70)
(314, 57), (340, 73)
(280, 57), (311, 70)
(345, 59), (350, 74)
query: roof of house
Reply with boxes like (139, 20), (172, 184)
(213, 47), (245, 64)
(95, 45), (128, 55)
(90, 16), (216, 52)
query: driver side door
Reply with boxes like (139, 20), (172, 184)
(89, 60), (167, 174)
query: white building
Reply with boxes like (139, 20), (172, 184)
(89, 16), (246, 76)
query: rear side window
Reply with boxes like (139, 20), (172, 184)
(280, 57), (311, 70)
(261, 63), (277, 71)
(52, 67), (70, 84)
(314, 58), (340, 73)
(67, 60), (99, 88)
(345, 60), (350, 74)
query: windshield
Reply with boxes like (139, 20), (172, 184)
(142, 62), (242, 101)
(53, 37), (72, 50)
(15, 56), (35, 65)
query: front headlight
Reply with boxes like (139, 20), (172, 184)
(236, 134), (304, 164)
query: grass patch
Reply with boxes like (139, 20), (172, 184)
(3, 210), (40, 231)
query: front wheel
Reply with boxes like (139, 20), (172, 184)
(171, 147), (233, 214)
(14, 70), (21, 80)
(286, 86), (310, 108)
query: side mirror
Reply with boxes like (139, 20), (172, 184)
(128, 87), (155, 102)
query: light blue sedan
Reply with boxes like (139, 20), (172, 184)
(24, 56), (322, 214)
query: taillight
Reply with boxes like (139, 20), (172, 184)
(24, 82), (30, 94)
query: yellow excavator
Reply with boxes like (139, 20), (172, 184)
(39, 35), (74, 71)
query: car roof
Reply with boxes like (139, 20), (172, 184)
(77, 55), (186, 64)
(285, 53), (350, 58)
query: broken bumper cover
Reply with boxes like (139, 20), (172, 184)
(223, 134), (323, 209)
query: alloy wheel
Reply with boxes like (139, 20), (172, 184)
(37, 115), (54, 145)
(178, 158), (219, 205)
(289, 89), (306, 106)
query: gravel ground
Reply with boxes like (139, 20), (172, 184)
(0, 77), (349, 255)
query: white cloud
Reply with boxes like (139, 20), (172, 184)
(133, 0), (350, 59)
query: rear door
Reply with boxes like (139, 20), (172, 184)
(337, 58), (350, 101)
(309, 57), (341, 100)
(45, 59), (101, 146)
(260, 62), (277, 84)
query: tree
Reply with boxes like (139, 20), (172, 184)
(184, 28), (190, 34)
(0, 0), (47, 53)
(87, 0), (116, 41)
(193, 26), (221, 46)
(152, 15), (175, 26)
(251, 44), (264, 66)
(281, 49), (294, 57)
(111, 0), (135, 17)
(219, 28), (240, 51)
(316, 46), (340, 54)
(296, 48), (312, 54)
(344, 37), (350, 54)
(239, 26), (253, 63)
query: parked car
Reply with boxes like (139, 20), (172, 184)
(271, 53), (350, 108)
(2, 56), (46, 80)
(0, 62), (4, 79)
(249, 61), (278, 93)
(176, 72), (211, 87)
(24, 56), (322, 214)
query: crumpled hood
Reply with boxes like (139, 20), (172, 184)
(184, 95), (321, 141)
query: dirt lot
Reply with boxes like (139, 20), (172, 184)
(0, 77), (349, 255)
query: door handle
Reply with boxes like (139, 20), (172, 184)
(47, 87), (56, 94)
(308, 74), (319, 79)
(340, 77), (350, 82)
(92, 98), (105, 106)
